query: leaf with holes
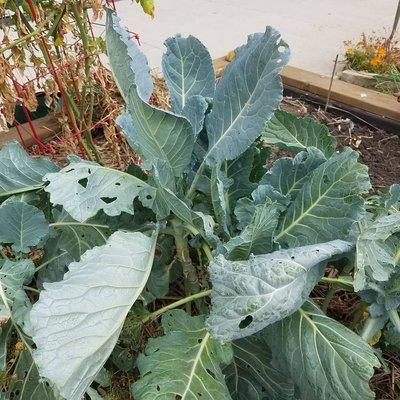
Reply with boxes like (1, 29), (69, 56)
(30, 230), (158, 400)
(263, 300), (380, 400)
(133, 309), (232, 400)
(44, 159), (156, 222)
(224, 335), (294, 400)
(207, 240), (352, 341)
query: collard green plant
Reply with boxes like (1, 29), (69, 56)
(0, 7), (398, 400)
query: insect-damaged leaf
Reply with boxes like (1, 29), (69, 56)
(44, 159), (156, 222)
(207, 240), (352, 341)
(133, 309), (232, 400)
(263, 300), (380, 400)
(30, 230), (158, 400)
(224, 335), (294, 400)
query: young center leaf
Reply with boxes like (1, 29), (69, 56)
(0, 141), (58, 200)
(275, 147), (371, 248)
(30, 230), (158, 400)
(224, 336), (294, 400)
(0, 202), (49, 252)
(106, 9), (195, 176)
(262, 110), (337, 156)
(207, 240), (352, 341)
(260, 147), (326, 198)
(204, 28), (290, 164)
(263, 300), (380, 400)
(132, 309), (232, 400)
(43, 159), (156, 222)
(162, 34), (214, 133)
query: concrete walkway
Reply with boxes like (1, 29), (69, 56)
(100, 0), (399, 76)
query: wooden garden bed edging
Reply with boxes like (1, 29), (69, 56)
(213, 56), (400, 123)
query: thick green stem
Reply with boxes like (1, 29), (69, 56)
(171, 220), (200, 313)
(319, 276), (354, 290)
(187, 161), (206, 199)
(322, 286), (336, 313)
(361, 316), (383, 342)
(142, 290), (212, 324)
(388, 309), (400, 332)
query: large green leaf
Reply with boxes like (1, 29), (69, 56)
(0, 202), (49, 252)
(225, 189), (286, 260)
(8, 350), (61, 400)
(133, 309), (232, 400)
(106, 10), (194, 176)
(224, 336), (294, 400)
(0, 321), (12, 370)
(44, 159), (156, 222)
(204, 28), (290, 164)
(354, 213), (400, 291)
(51, 210), (110, 261)
(0, 141), (58, 200)
(262, 110), (336, 156)
(263, 300), (380, 400)
(275, 148), (371, 248)
(260, 147), (326, 198)
(162, 34), (215, 111)
(30, 230), (158, 400)
(207, 240), (352, 341)
(105, 9), (153, 102)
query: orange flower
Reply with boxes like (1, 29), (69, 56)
(370, 57), (381, 67)
(376, 47), (386, 58)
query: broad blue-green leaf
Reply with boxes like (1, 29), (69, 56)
(204, 28), (290, 164)
(384, 321), (400, 348)
(106, 10), (194, 176)
(207, 240), (352, 341)
(263, 110), (336, 156)
(7, 350), (62, 400)
(275, 148), (371, 248)
(30, 230), (158, 400)
(105, 9), (153, 102)
(133, 309), (232, 400)
(51, 210), (110, 261)
(261, 147), (326, 198)
(263, 300), (380, 400)
(44, 159), (156, 222)
(225, 146), (259, 208)
(355, 213), (400, 291)
(179, 95), (209, 136)
(226, 185), (289, 260)
(224, 336), (294, 400)
(0, 141), (59, 199)
(162, 34), (215, 111)
(0, 202), (49, 252)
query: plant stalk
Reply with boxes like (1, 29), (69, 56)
(142, 290), (212, 324)
(319, 276), (354, 290)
